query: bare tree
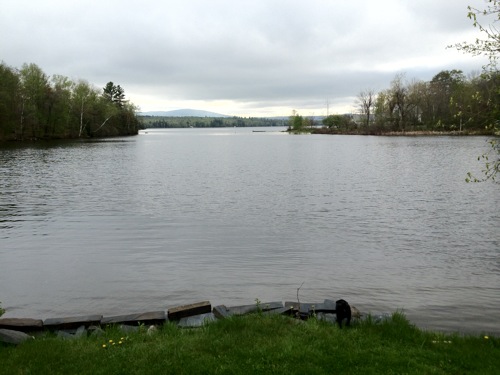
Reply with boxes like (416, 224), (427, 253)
(357, 89), (375, 128)
(389, 73), (421, 132)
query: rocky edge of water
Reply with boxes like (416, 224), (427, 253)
(0, 299), (377, 345)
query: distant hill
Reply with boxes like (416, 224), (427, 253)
(139, 109), (230, 117)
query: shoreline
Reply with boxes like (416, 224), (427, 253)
(0, 299), (368, 344)
(308, 128), (497, 136)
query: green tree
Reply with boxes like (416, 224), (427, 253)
(19, 63), (50, 139)
(0, 62), (140, 141)
(322, 114), (355, 131)
(288, 110), (306, 132)
(373, 89), (392, 130)
(406, 80), (430, 130)
(120, 102), (141, 135)
(91, 95), (120, 136)
(103, 81), (126, 108)
(72, 80), (98, 137)
(49, 74), (73, 137)
(373, 74), (411, 132)
(429, 70), (466, 129)
(0, 62), (20, 140)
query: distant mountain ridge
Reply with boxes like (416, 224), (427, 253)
(139, 109), (230, 117)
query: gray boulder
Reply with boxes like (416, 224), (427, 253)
(0, 328), (34, 345)
(178, 313), (215, 328)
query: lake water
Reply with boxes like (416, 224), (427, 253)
(1, 127), (499, 335)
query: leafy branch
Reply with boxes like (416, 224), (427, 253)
(466, 138), (500, 183)
(450, 0), (500, 69)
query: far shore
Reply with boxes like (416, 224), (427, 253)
(301, 128), (498, 136)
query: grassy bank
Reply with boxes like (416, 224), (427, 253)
(1, 313), (498, 374)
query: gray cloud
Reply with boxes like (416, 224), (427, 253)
(0, 0), (489, 116)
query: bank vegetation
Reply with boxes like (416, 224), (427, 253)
(0, 62), (140, 141)
(1, 312), (498, 374)
(288, 69), (499, 136)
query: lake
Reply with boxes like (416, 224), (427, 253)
(1, 127), (498, 335)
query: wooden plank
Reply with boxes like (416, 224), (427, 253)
(101, 311), (166, 326)
(43, 315), (103, 330)
(259, 302), (283, 312)
(168, 301), (211, 321)
(213, 302), (285, 319)
(226, 301), (283, 315)
(314, 300), (337, 314)
(263, 306), (294, 316)
(0, 318), (44, 332)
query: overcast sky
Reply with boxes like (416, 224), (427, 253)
(0, 0), (490, 117)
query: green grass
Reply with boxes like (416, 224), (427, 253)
(1, 312), (498, 374)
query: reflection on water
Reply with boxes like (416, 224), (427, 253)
(0, 128), (499, 335)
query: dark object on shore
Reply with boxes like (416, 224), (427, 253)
(335, 299), (351, 328)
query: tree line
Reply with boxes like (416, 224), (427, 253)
(139, 115), (287, 128)
(0, 62), (140, 141)
(291, 1), (499, 138)
(355, 69), (499, 134)
(287, 69), (499, 135)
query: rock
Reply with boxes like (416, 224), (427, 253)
(88, 325), (105, 337)
(43, 315), (102, 331)
(371, 313), (391, 323)
(0, 328), (34, 345)
(0, 318), (44, 332)
(56, 330), (75, 340)
(316, 313), (337, 325)
(178, 313), (216, 328)
(168, 301), (211, 321)
(351, 306), (361, 319)
(147, 325), (158, 336)
(119, 325), (139, 333)
(74, 325), (86, 338)
(101, 311), (166, 326)
(212, 305), (231, 319)
(54, 326), (87, 339)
